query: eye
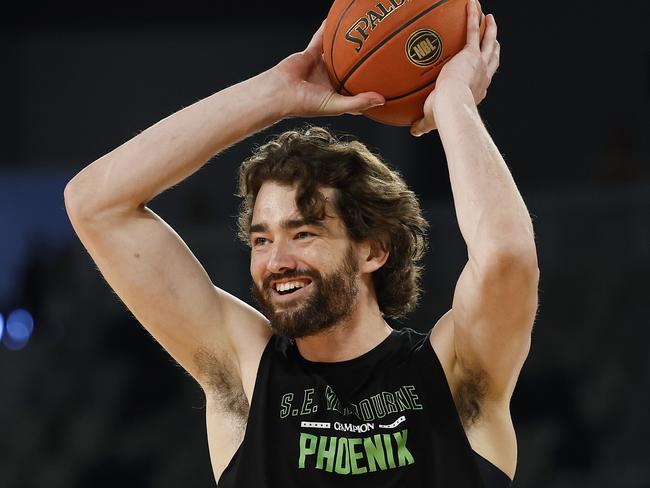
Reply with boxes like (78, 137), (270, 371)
(295, 231), (314, 240)
(252, 237), (269, 247)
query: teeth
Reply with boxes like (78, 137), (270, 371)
(276, 281), (306, 292)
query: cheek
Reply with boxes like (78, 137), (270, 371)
(250, 254), (266, 284)
(304, 245), (339, 268)
(299, 247), (318, 263)
(296, 248), (326, 272)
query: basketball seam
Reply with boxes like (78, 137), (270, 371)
(337, 0), (450, 94)
(386, 79), (437, 102)
(330, 0), (357, 85)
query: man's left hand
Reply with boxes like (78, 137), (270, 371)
(411, 0), (500, 137)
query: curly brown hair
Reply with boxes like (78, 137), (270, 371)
(237, 125), (429, 319)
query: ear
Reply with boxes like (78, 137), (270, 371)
(358, 239), (389, 274)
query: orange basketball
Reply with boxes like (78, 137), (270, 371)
(323, 0), (486, 126)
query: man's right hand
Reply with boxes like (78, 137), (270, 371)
(271, 19), (385, 118)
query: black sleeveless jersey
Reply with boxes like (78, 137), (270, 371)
(217, 327), (512, 488)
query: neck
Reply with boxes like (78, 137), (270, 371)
(295, 295), (392, 362)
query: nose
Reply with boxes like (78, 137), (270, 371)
(267, 239), (297, 275)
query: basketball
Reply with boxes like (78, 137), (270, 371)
(323, 0), (486, 127)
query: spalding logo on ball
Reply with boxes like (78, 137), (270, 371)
(323, 0), (485, 126)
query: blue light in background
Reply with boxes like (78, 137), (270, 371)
(2, 309), (35, 351)
(0, 172), (77, 305)
(0, 313), (4, 342)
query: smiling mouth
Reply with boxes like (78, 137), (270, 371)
(272, 279), (313, 296)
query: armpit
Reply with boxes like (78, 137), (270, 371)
(195, 347), (250, 421)
(453, 368), (488, 428)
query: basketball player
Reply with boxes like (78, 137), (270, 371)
(65, 2), (537, 487)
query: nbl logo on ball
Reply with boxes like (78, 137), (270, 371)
(406, 29), (443, 67)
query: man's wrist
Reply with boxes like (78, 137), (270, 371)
(432, 84), (477, 117)
(252, 68), (294, 121)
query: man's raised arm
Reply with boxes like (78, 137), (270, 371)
(63, 22), (385, 387)
(412, 3), (539, 403)
(67, 69), (286, 216)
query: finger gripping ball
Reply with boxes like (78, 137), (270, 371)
(323, 0), (486, 126)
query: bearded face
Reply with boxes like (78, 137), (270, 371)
(252, 246), (359, 339)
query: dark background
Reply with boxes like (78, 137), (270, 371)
(1, 1), (649, 487)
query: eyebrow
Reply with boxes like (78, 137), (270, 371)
(249, 218), (326, 235)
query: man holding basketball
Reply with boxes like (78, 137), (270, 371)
(65, 1), (536, 487)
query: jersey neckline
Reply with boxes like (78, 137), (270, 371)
(289, 327), (402, 370)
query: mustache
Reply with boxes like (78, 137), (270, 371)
(262, 269), (320, 290)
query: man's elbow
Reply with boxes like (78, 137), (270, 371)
(64, 176), (104, 223)
(494, 244), (538, 275)
(64, 178), (84, 219)
(473, 236), (539, 282)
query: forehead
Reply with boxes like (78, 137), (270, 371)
(251, 181), (338, 227)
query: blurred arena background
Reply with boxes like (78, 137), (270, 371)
(1, 1), (649, 486)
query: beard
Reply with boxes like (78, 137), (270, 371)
(251, 247), (359, 339)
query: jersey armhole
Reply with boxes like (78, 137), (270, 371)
(416, 330), (513, 486)
(217, 334), (276, 487)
